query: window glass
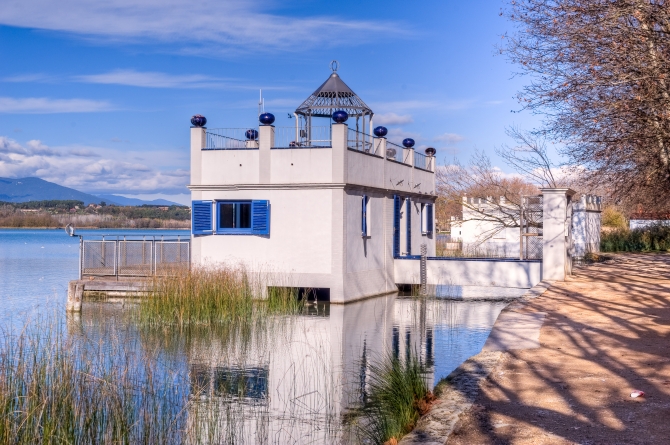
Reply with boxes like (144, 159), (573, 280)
(218, 202), (252, 230)
(220, 203), (235, 229)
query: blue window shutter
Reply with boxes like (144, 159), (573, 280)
(427, 204), (434, 233)
(251, 200), (270, 235)
(406, 198), (412, 255)
(393, 195), (401, 257)
(362, 195), (367, 237)
(192, 200), (213, 235)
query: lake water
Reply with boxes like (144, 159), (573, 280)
(0, 228), (513, 444)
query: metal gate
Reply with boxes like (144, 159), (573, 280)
(520, 195), (543, 260)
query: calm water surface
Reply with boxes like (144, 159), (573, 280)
(0, 229), (515, 444)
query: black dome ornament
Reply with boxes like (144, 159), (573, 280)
(245, 129), (258, 140)
(259, 112), (275, 125)
(425, 147), (436, 156)
(191, 114), (207, 127)
(402, 138), (415, 148)
(373, 126), (388, 137)
(332, 110), (348, 123)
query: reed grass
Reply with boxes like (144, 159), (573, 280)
(0, 314), (200, 444)
(139, 265), (304, 328)
(350, 350), (433, 445)
(601, 224), (670, 252)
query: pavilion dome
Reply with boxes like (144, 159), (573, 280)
(295, 71), (373, 119)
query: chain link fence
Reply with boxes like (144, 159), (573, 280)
(80, 235), (190, 278)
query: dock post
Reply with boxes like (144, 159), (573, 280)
(66, 281), (83, 312)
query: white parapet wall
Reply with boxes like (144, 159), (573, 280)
(394, 258), (542, 289)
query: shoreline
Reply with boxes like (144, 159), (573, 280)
(403, 253), (670, 444)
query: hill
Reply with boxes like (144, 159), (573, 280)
(0, 177), (182, 207)
(0, 177), (107, 205)
(95, 194), (181, 207)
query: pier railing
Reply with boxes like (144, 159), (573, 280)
(272, 126), (331, 148)
(205, 128), (259, 150)
(79, 235), (190, 279)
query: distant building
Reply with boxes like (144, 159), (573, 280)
(188, 67), (437, 303)
(629, 213), (670, 230)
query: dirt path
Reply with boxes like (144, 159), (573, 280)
(445, 253), (670, 445)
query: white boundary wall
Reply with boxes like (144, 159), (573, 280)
(394, 258), (542, 289)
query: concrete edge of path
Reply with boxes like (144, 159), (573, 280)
(398, 280), (554, 445)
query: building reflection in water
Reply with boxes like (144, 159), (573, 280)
(69, 293), (506, 444)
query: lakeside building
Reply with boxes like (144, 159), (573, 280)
(188, 68), (437, 303)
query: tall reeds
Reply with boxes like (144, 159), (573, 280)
(0, 315), (199, 443)
(139, 265), (304, 328)
(350, 351), (433, 445)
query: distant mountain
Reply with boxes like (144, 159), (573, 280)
(96, 194), (182, 207)
(0, 177), (109, 205)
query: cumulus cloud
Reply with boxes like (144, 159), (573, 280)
(0, 0), (401, 54)
(374, 112), (413, 126)
(434, 132), (465, 144)
(0, 97), (113, 113)
(0, 136), (189, 194)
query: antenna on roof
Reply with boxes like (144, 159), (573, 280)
(258, 89), (263, 117)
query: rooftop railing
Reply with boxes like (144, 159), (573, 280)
(347, 128), (377, 155)
(272, 126), (331, 149)
(414, 151), (429, 170)
(386, 141), (405, 163)
(205, 128), (259, 150)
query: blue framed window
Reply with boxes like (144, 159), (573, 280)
(393, 195), (401, 257)
(216, 200), (270, 235)
(421, 203), (434, 235)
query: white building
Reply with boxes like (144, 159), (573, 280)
(188, 68), (437, 303)
(451, 193), (602, 260)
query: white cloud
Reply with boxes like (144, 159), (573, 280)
(374, 112), (413, 126)
(434, 132), (465, 144)
(0, 136), (189, 194)
(0, 0), (401, 53)
(0, 97), (113, 113)
(76, 70), (237, 89)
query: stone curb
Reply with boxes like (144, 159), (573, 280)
(398, 280), (554, 445)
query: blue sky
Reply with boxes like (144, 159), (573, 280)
(0, 0), (540, 205)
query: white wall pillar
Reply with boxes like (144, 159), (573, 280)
(541, 188), (576, 281)
(259, 125), (274, 183)
(374, 136), (387, 157)
(332, 123), (348, 184)
(190, 126), (206, 186)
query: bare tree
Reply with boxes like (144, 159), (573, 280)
(436, 151), (539, 240)
(496, 126), (560, 188)
(503, 0), (670, 210)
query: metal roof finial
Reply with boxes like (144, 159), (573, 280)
(330, 60), (339, 73)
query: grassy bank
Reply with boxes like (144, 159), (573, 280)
(601, 224), (670, 252)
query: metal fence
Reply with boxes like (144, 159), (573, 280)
(414, 151), (429, 170)
(347, 128), (376, 155)
(386, 141), (405, 163)
(272, 126), (331, 148)
(205, 128), (259, 150)
(80, 235), (190, 278)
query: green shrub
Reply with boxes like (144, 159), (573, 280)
(601, 223), (670, 252)
(601, 206), (627, 229)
